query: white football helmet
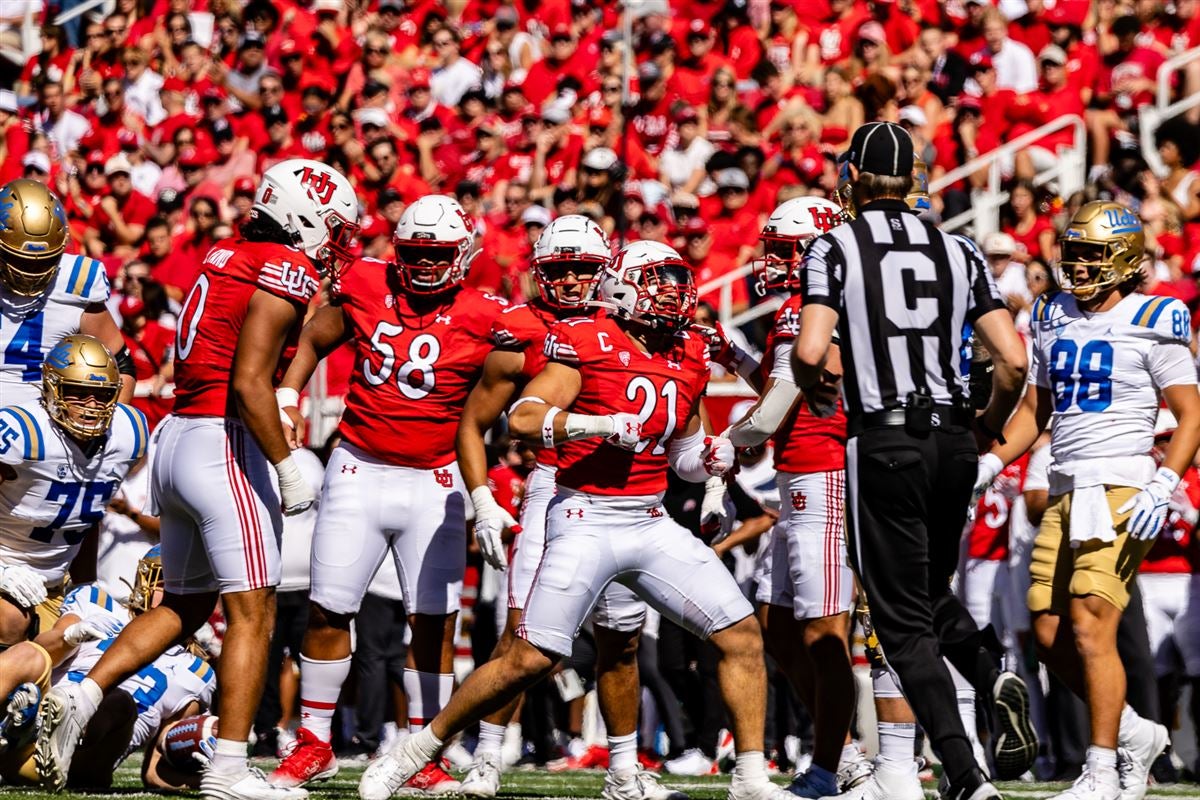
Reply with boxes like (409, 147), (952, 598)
(253, 158), (360, 277)
(392, 195), (476, 294)
(753, 196), (846, 295)
(531, 214), (612, 310)
(594, 240), (696, 330)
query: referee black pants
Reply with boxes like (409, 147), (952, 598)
(846, 425), (1002, 786)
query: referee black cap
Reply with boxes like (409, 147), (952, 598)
(846, 122), (914, 178)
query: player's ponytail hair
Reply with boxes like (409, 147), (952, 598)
(239, 208), (296, 247)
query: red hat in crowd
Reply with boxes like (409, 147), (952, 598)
(161, 76), (187, 93)
(86, 150), (106, 166)
(968, 51), (994, 71)
(177, 145), (213, 168)
(587, 106), (613, 128)
(233, 176), (256, 196)
(118, 295), (146, 319)
(688, 18), (713, 38)
(409, 68), (432, 89)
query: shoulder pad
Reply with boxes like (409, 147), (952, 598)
(1132, 295), (1190, 342)
(0, 406), (46, 462)
(113, 404), (150, 460)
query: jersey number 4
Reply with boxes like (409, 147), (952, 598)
(363, 323), (441, 400)
(31, 480), (118, 544)
(1049, 340), (1113, 413)
(4, 311), (45, 382)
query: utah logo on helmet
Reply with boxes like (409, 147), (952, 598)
(252, 159), (360, 279)
(755, 197), (846, 294)
(0, 179), (70, 297)
(1057, 200), (1146, 301)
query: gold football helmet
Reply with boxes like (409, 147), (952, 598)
(41, 335), (121, 440)
(834, 154), (855, 219)
(124, 545), (163, 615)
(1058, 200), (1146, 301)
(0, 179), (69, 297)
(905, 158), (931, 213)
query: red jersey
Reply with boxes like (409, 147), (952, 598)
(334, 260), (507, 469)
(490, 301), (565, 468)
(487, 463), (525, 519)
(763, 295), (847, 474)
(545, 316), (710, 496)
(967, 455), (1029, 561)
(1141, 465), (1200, 575)
(173, 239), (322, 417)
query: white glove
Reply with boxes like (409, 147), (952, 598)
(702, 436), (736, 477)
(275, 455), (315, 516)
(0, 563), (47, 608)
(63, 613), (123, 646)
(470, 487), (518, 571)
(1119, 467), (1181, 541)
(275, 387), (300, 429)
(700, 477), (735, 543)
(972, 453), (1003, 507)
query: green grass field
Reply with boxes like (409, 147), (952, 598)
(7, 761), (1200, 800)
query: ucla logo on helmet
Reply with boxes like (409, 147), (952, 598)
(46, 343), (72, 369)
(1104, 207), (1141, 234)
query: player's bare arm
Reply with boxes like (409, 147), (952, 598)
(81, 302), (134, 402)
(276, 303), (351, 448)
(989, 386), (1054, 468)
(1160, 383), (1200, 479)
(457, 349), (526, 493)
(232, 290), (302, 467)
(507, 362), (584, 445)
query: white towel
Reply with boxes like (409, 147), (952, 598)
(1069, 484), (1118, 548)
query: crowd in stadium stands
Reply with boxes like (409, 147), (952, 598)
(4, 0), (1200, 784)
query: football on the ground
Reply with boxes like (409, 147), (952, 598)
(159, 714), (219, 772)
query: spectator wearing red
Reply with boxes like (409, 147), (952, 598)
(965, 52), (1016, 147)
(806, 0), (872, 69)
(229, 177), (258, 227)
(205, 117), (258, 192)
(1001, 180), (1055, 266)
(293, 75), (337, 159)
(521, 24), (585, 107)
(400, 68), (456, 133)
(530, 104), (582, 203)
(460, 115), (508, 196)
(681, 217), (748, 314)
(257, 105), (300, 173)
(18, 25), (72, 96)
(145, 78), (198, 166)
(1007, 44), (1085, 179)
(360, 137), (432, 209)
(413, 115), (467, 192)
(1090, 14), (1165, 174)
(119, 295), (175, 430)
(1045, 6), (1098, 106)
(705, 167), (760, 268)
(952, 0), (990, 59)
(761, 1), (809, 80)
(869, 0), (921, 60)
(62, 152), (110, 241)
(0, 92), (29, 184)
(629, 62), (673, 157)
(445, 88), (490, 156)
(478, 182), (537, 296)
(84, 153), (156, 259)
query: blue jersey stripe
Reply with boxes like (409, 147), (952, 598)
(1146, 297), (1173, 328)
(82, 259), (101, 296)
(2, 407), (40, 459)
(116, 405), (145, 458)
(67, 255), (86, 295)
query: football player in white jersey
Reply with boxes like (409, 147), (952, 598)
(0, 335), (147, 648)
(0, 546), (216, 789)
(0, 179), (133, 405)
(977, 201), (1200, 800)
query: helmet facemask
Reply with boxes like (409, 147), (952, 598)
(533, 255), (606, 310)
(41, 336), (121, 440)
(630, 261), (698, 330)
(122, 548), (163, 615)
(313, 210), (360, 280)
(1058, 239), (1137, 302)
(753, 233), (812, 295)
(835, 159), (856, 219)
(393, 237), (470, 294)
(0, 251), (60, 297)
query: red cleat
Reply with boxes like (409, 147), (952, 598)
(269, 728), (339, 787)
(637, 749), (664, 772)
(402, 761), (462, 795)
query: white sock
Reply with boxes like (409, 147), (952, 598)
(609, 731), (638, 772)
(839, 742), (861, 766)
(77, 678), (103, 718)
(210, 738), (248, 774)
(1086, 745), (1118, 777)
(409, 725), (445, 763)
(405, 669), (455, 732)
(299, 655), (351, 743)
(476, 721), (506, 757)
(876, 722), (917, 770)
(733, 751), (766, 784)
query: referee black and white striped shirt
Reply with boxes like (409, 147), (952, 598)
(800, 200), (1005, 417)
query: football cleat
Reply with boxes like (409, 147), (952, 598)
(664, 748), (717, 776)
(400, 762), (461, 795)
(820, 770), (923, 800)
(602, 767), (689, 800)
(0, 682), (41, 751)
(991, 671), (1038, 780)
(1046, 765), (1120, 800)
(1118, 720), (1169, 800)
(35, 682), (96, 791)
(786, 767), (838, 798)
(358, 740), (425, 800)
(202, 765), (309, 800)
(837, 747), (873, 791)
(269, 728), (338, 788)
(460, 752), (503, 797)
(728, 778), (797, 800)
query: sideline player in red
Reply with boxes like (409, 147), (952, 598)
(37, 158), (360, 800)
(723, 196), (870, 798)
(359, 241), (792, 800)
(270, 195), (507, 793)
(456, 216), (678, 800)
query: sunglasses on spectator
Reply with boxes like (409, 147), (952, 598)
(261, 83), (282, 93)
(603, 84), (621, 93)
(433, 38), (454, 47)
(366, 46), (388, 55)
(714, 80), (734, 88)
(332, 122), (352, 131)
(504, 196), (526, 205)
(107, 26), (126, 35)
(87, 31), (108, 40)
(718, 186), (747, 195)
(104, 89), (123, 99)
(168, 25), (188, 33)
(488, 49), (504, 57)
(86, 164), (104, 173)
(192, 208), (215, 218)
(581, 167), (606, 176)
(180, 164), (202, 173)
(589, 126), (607, 135)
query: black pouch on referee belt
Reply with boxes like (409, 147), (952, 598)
(905, 387), (934, 435)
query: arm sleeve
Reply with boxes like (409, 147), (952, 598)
(667, 427), (710, 483)
(726, 370), (801, 447)
(1023, 442), (1051, 492)
(800, 235), (844, 310)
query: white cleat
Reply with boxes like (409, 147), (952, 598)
(836, 749), (873, 791)
(602, 767), (689, 800)
(819, 770), (924, 800)
(1119, 721), (1169, 800)
(34, 683), (93, 792)
(1047, 766), (1121, 800)
(202, 766), (309, 800)
(460, 753), (503, 798)
(728, 778), (795, 800)
(664, 748), (716, 776)
(359, 737), (426, 800)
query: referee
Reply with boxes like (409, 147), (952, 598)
(791, 122), (1032, 800)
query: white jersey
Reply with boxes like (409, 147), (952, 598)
(0, 402), (148, 583)
(0, 254), (110, 406)
(54, 585), (216, 754)
(1029, 292), (1197, 492)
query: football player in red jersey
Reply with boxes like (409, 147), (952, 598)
(269, 195), (507, 793)
(456, 216), (676, 800)
(723, 197), (868, 799)
(359, 241), (792, 800)
(37, 158), (360, 800)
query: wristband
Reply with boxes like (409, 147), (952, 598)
(470, 486), (499, 515)
(276, 387), (300, 408)
(564, 413), (614, 442)
(1152, 466), (1181, 493)
(541, 406), (562, 448)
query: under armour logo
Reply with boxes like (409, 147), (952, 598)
(565, 509), (584, 519)
(647, 507), (663, 518)
(434, 469), (454, 488)
(791, 491), (807, 511)
(436, 314), (453, 325)
(341, 464), (358, 474)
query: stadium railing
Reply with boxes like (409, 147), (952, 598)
(1140, 45), (1200, 177)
